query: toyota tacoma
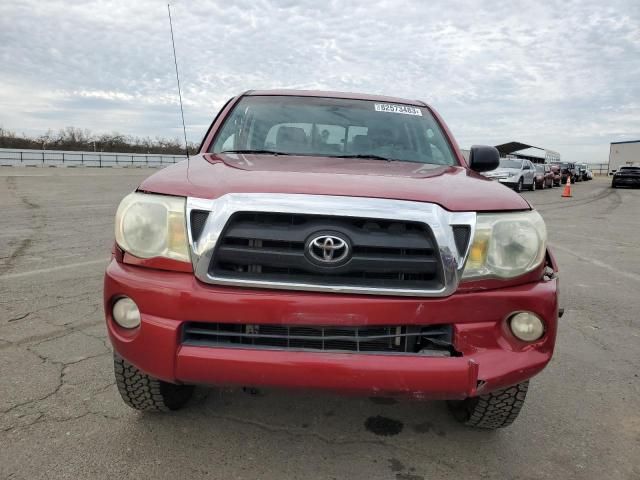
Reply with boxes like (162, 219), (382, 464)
(105, 90), (559, 429)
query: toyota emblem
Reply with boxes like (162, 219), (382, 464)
(306, 233), (351, 266)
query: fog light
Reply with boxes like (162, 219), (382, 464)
(112, 297), (141, 329)
(509, 312), (544, 342)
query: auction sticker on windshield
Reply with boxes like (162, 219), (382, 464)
(374, 103), (422, 116)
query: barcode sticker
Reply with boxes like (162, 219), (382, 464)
(374, 103), (422, 116)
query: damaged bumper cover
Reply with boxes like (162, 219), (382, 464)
(104, 259), (558, 400)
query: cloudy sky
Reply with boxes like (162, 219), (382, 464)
(1, 0), (638, 162)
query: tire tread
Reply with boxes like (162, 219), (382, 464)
(448, 381), (529, 429)
(114, 355), (193, 412)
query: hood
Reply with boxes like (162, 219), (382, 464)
(138, 153), (530, 212)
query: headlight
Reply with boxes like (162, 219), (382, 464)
(115, 192), (189, 262)
(462, 210), (546, 279)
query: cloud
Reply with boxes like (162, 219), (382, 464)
(0, 0), (638, 162)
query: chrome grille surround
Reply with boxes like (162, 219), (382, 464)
(187, 193), (475, 297)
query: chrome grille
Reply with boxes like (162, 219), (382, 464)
(187, 193), (476, 297)
(209, 212), (443, 290)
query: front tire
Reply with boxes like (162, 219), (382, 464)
(530, 179), (536, 191)
(447, 381), (529, 429)
(515, 178), (523, 193)
(114, 354), (194, 412)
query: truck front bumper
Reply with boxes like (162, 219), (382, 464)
(104, 259), (558, 400)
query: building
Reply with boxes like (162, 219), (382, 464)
(608, 140), (640, 173)
(460, 142), (560, 164)
(495, 142), (560, 164)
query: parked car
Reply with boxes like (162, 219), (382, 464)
(482, 157), (537, 192)
(611, 165), (640, 188)
(105, 90), (558, 430)
(534, 164), (554, 189)
(573, 164), (583, 182)
(558, 162), (577, 184)
(549, 164), (562, 186)
(575, 163), (588, 181)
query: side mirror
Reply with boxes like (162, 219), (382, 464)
(468, 145), (500, 173)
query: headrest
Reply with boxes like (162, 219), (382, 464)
(276, 126), (307, 147)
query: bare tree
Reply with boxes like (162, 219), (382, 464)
(0, 127), (197, 155)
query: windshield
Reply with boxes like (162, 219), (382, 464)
(619, 166), (640, 172)
(498, 159), (522, 169)
(210, 96), (457, 165)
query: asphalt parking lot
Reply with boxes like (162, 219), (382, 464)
(1, 167), (638, 480)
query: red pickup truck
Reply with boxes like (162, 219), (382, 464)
(105, 90), (558, 429)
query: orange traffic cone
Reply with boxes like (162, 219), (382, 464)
(561, 176), (572, 198)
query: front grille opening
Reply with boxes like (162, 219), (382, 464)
(182, 322), (460, 356)
(452, 225), (471, 256)
(209, 212), (444, 291)
(190, 210), (209, 242)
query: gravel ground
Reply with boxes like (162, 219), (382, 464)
(1, 167), (638, 480)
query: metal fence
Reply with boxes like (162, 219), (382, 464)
(0, 148), (186, 168)
(588, 163), (609, 175)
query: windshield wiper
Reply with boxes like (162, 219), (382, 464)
(221, 150), (397, 162)
(220, 149), (292, 156)
(334, 154), (395, 162)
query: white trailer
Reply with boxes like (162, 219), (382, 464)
(608, 140), (640, 174)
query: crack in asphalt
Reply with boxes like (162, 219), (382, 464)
(204, 413), (430, 457)
(1, 346), (114, 430)
(1, 362), (64, 416)
(0, 318), (105, 349)
(80, 328), (111, 350)
(2, 404), (123, 433)
(7, 312), (30, 323)
(1, 176), (46, 275)
(3, 299), (100, 325)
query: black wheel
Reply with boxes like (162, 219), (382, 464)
(114, 354), (194, 411)
(447, 381), (529, 429)
(530, 179), (536, 191)
(515, 178), (523, 193)
(611, 181), (617, 188)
